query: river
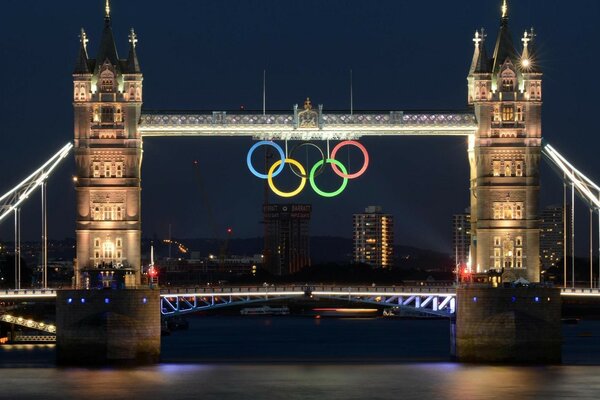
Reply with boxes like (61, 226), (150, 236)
(1, 317), (600, 399)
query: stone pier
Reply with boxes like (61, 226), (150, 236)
(454, 286), (561, 364)
(56, 289), (160, 366)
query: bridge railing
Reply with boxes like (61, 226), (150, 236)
(159, 285), (458, 296)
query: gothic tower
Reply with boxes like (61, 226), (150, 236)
(73, 1), (143, 288)
(467, 0), (542, 282)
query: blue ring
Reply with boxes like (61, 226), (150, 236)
(247, 141), (285, 179)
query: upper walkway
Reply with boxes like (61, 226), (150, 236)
(139, 110), (478, 140)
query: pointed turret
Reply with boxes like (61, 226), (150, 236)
(73, 28), (91, 74)
(521, 28), (542, 73)
(126, 28), (142, 74)
(469, 29), (491, 75)
(95, 0), (120, 70)
(491, 0), (518, 73)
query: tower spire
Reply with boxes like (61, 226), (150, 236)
(105, 0), (111, 19)
(502, 0), (508, 20)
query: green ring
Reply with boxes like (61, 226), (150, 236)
(309, 159), (349, 198)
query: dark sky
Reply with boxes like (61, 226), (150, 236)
(0, 0), (599, 255)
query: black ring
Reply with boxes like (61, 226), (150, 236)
(288, 142), (326, 179)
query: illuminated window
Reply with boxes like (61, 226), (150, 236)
(502, 106), (514, 122)
(94, 238), (100, 248)
(515, 161), (524, 177)
(504, 161), (512, 177)
(503, 204), (514, 220)
(99, 68), (115, 92)
(516, 236), (523, 246)
(515, 203), (523, 219)
(103, 242), (114, 259)
(116, 238), (122, 248)
(93, 162), (101, 178)
(516, 106), (524, 122)
(116, 163), (123, 177)
(104, 164), (111, 178)
(492, 161), (501, 177)
(116, 207), (123, 221)
(494, 237), (501, 247)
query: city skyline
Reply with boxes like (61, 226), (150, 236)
(0, 0), (598, 256)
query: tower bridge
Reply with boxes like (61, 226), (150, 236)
(71, 0), (547, 288)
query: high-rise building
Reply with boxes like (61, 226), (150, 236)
(263, 204), (311, 275)
(540, 206), (565, 270)
(453, 210), (471, 267)
(73, 4), (143, 288)
(467, 1), (542, 282)
(353, 206), (394, 268)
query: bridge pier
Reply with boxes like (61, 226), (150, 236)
(56, 289), (160, 366)
(453, 286), (561, 364)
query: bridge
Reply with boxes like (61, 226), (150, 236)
(2, 286), (600, 319)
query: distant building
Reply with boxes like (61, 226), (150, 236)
(263, 204), (312, 275)
(453, 210), (471, 268)
(353, 206), (394, 268)
(540, 205), (565, 270)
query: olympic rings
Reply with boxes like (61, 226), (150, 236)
(247, 140), (370, 198)
(309, 159), (348, 198)
(288, 142), (326, 179)
(247, 141), (285, 179)
(330, 140), (370, 179)
(268, 159), (307, 198)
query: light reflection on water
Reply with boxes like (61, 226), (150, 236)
(0, 318), (599, 399)
(0, 364), (600, 400)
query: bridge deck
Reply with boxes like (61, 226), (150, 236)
(139, 111), (478, 139)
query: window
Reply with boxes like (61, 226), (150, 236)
(103, 242), (114, 259)
(503, 204), (514, 220)
(116, 238), (122, 248)
(493, 161), (501, 177)
(116, 163), (124, 178)
(116, 207), (123, 221)
(104, 164), (111, 178)
(99, 69), (115, 92)
(493, 204), (503, 220)
(502, 106), (514, 122)
(504, 162), (512, 177)
(93, 162), (101, 178)
(94, 238), (100, 248)
(494, 237), (501, 247)
(516, 236), (523, 247)
(101, 107), (114, 123)
(516, 106), (524, 122)
(515, 203), (523, 220)
(515, 161), (524, 177)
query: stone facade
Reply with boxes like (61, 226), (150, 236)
(73, 9), (143, 288)
(454, 286), (561, 364)
(56, 289), (160, 366)
(468, 6), (542, 282)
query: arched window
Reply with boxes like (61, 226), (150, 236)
(100, 68), (115, 92)
(500, 69), (516, 91)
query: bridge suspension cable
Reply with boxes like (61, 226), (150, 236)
(0, 143), (73, 223)
(542, 143), (600, 289)
(0, 142), (73, 289)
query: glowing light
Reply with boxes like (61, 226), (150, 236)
(501, 0), (508, 18)
(267, 159), (307, 198)
(247, 141), (285, 179)
(521, 58), (531, 68)
(330, 141), (370, 179)
(309, 159), (348, 198)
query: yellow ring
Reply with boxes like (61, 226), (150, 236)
(268, 159), (307, 198)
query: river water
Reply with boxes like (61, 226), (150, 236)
(1, 317), (600, 399)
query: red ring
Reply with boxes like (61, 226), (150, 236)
(330, 141), (369, 179)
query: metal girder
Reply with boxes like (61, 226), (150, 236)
(0, 143), (73, 224)
(0, 314), (57, 334)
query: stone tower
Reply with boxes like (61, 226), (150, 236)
(73, 1), (143, 288)
(467, 0), (542, 282)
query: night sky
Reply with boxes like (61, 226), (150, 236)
(0, 0), (598, 255)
